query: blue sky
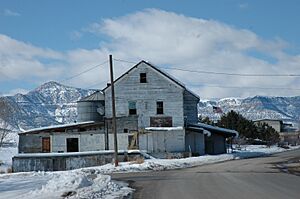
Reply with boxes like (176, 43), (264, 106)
(1, 0), (300, 98)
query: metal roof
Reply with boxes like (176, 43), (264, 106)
(78, 91), (104, 102)
(19, 121), (100, 134)
(187, 123), (239, 137)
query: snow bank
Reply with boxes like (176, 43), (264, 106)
(0, 169), (132, 199)
(29, 170), (132, 199)
(0, 147), (17, 173)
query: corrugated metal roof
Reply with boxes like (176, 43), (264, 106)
(19, 121), (98, 134)
(78, 91), (104, 101)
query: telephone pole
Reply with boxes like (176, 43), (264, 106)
(109, 54), (118, 167)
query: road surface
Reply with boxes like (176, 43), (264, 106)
(113, 149), (300, 199)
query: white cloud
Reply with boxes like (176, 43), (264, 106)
(2, 88), (29, 96)
(2, 9), (300, 98)
(0, 34), (65, 81)
(238, 3), (249, 9)
(3, 9), (20, 17)
(84, 9), (300, 98)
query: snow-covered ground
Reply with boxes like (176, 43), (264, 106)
(0, 145), (299, 199)
(0, 168), (132, 199)
(0, 146), (17, 173)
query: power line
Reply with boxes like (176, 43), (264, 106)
(113, 58), (136, 64)
(113, 57), (300, 91)
(188, 83), (300, 91)
(83, 79), (110, 89)
(162, 67), (300, 77)
(60, 60), (108, 83)
(114, 57), (300, 77)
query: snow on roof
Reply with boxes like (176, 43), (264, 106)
(19, 121), (96, 134)
(145, 126), (184, 131)
(188, 123), (239, 137)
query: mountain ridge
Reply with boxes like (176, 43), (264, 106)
(1, 81), (299, 132)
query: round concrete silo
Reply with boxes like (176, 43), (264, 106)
(77, 91), (105, 122)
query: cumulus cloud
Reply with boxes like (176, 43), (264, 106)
(2, 9), (300, 98)
(84, 9), (300, 98)
(3, 9), (20, 17)
(0, 34), (65, 81)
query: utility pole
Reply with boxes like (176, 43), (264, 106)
(109, 54), (118, 167)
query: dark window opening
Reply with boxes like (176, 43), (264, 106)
(66, 138), (79, 152)
(124, 129), (128, 133)
(128, 101), (137, 115)
(140, 73), (147, 83)
(157, 101), (164, 114)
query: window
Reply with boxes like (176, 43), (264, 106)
(156, 101), (164, 114)
(66, 138), (79, 152)
(140, 73), (147, 83)
(128, 101), (137, 115)
(124, 129), (128, 133)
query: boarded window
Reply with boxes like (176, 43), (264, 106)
(156, 101), (164, 114)
(128, 101), (137, 115)
(66, 138), (79, 152)
(140, 73), (147, 83)
(42, 137), (50, 153)
(150, 116), (172, 127)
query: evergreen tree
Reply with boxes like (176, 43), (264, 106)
(217, 110), (279, 144)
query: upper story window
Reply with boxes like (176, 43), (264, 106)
(156, 101), (164, 114)
(128, 101), (137, 115)
(140, 73), (147, 83)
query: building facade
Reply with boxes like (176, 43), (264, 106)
(18, 60), (237, 156)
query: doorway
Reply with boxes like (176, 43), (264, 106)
(42, 137), (50, 152)
(66, 138), (79, 152)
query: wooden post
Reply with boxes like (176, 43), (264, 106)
(109, 54), (118, 167)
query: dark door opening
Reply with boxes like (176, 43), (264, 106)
(205, 136), (214, 155)
(66, 138), (79, 152)
(42, 137), (50, 152)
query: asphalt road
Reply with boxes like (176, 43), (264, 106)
(113, 149), (300, 199)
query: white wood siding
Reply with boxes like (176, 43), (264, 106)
(105, 62), (185, 128)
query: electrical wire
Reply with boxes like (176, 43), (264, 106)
(60, 60), (108, 83)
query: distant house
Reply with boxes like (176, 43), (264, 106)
(253, 118), (300, 145)
(253, 119), (283, 132)
(18, 60), (238, 156)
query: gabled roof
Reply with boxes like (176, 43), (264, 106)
(103, 60), (200, 100)
(188, 123), (239, 137)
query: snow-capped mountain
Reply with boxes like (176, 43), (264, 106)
(199, 96), (300, 125)
(1, 81), (300, 132)
(0, 81), (95, 131)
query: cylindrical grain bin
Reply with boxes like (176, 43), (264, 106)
(77, 91), (105, 122)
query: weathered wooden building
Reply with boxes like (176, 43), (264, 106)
(18, 60), (238, 156)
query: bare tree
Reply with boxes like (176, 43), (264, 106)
(0, 98), (13, 147)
